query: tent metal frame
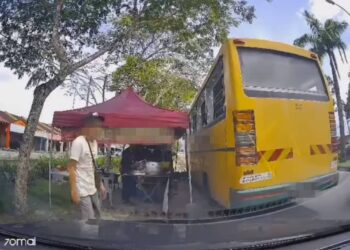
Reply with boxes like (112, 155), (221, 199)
(49, 127), (53, 208)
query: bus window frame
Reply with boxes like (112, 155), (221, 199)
(190, 109), (197, 134)
(237, 47), (330, 102)
(212, 74), (226, 120)
(200, 99), (208, 127)
(190, 55), (226, 134)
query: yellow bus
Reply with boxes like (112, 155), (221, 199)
(188, 38), (339, 209)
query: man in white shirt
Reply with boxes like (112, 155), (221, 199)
(67, 115), (107, 220)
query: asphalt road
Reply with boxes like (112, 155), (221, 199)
(2, 171), (350, 250)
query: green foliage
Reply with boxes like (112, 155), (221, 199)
(0, 176), (74, 220)
(0, 0), (256, 87)
(0, 0), (119, 86)
(293, 10), (348, 68)
(96, 156), (121, 173)
(108, 0), (257, 111)
(0, 160), (18, 176)
(31, 156), (70, 178)
(0, 155), (70, 180)
(112, 56), (197, 110)
(28, 178), (73, 213)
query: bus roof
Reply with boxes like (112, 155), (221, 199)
(189, 38), (320, 112)
(232, 38), (318, 59)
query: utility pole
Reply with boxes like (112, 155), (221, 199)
(86, 76), (92, 107)
(72, 88), (77, 109)
(102, 75), (108, 102)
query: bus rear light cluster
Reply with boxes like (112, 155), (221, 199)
(233, 39), (245, 45)
(329, 112), (338, 153)
(234, 110), (257, 166)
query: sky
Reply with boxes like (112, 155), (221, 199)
(0, 0), (350, 124)
(230, 0), (350, 98)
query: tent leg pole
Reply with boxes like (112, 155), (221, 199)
(49, 127), (53, 209)
(185, 133), (192, 204)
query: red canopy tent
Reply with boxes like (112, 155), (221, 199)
(0, 116), (9, 125)
(52, 88), (189, 144)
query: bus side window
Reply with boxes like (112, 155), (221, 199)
(191, 111), (197, 133)
(213, 75), (225, 120)
(204, 56), (224, 125)
(201, 101), (207, 126)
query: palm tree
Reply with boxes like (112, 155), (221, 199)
(294, 10), (348, 160)
(345, 83), (350, 120)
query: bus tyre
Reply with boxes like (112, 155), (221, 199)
(203, 173), (212, 200)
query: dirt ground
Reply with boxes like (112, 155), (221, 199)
(0, 169), (221, 223)
(101, 175), (222, 221)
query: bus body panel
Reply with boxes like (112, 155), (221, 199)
(189, 115), (230, 207)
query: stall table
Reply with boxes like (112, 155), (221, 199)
(124, 173), (170, 204)
(101, 172), (120, 207)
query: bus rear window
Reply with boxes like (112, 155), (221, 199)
(238, 48), (329, 101)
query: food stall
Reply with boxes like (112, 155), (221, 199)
(51, 87), (189, 211)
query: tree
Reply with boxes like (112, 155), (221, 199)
(0, 0), (257, 215)
(112, 56), (198, 110)
(106, 0), (259, 110)
(0, 0), (126, 215)
(294, 10), (348, 160)
(325, 75), (337, 109)
(344, 73), (350, 120)
(65, 63), (113, 108)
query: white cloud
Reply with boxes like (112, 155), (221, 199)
(307, 0), (350, 100)
(309, 0), (350, 23)
(0, 66), (78, 124)
(0, 66), (33, 119)
(0, 60), (115, 124)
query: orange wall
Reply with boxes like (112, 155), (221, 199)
(3, 120), (26, 149)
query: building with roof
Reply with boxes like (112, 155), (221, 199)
(0, 111), (64, 152)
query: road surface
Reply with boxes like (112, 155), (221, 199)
(2, 170), (350, 250)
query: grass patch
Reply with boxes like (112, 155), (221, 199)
(0, 177), (76, 223)
(0, 176), (14, 214)
(28, 178), (72, 210)
(338, 160), (350, 168)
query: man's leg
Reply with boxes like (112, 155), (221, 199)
(91, 192), (102, 219)
(80, 196), (95, 220)
(130, 176), (137, 197)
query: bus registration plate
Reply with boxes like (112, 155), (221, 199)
(240, 172), (272, 184)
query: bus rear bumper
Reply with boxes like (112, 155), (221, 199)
(230, 172), (339, 209)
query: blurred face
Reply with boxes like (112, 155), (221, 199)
(80, 116), (103, 141)
(81, 118), (103, 141)
(81, 126), (100, 141)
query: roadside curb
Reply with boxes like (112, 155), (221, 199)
(338, 167), (350, 172)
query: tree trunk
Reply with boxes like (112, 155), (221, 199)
(328, 51), (346, 160)
(15, 78), (63, 215)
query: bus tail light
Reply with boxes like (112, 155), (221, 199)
(234, 110), (257, 166)
(233, 39), (245, 45)
(329, 112), (338, 153)
(237, 146), (256, 155)
(310, 53), (317, 59)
